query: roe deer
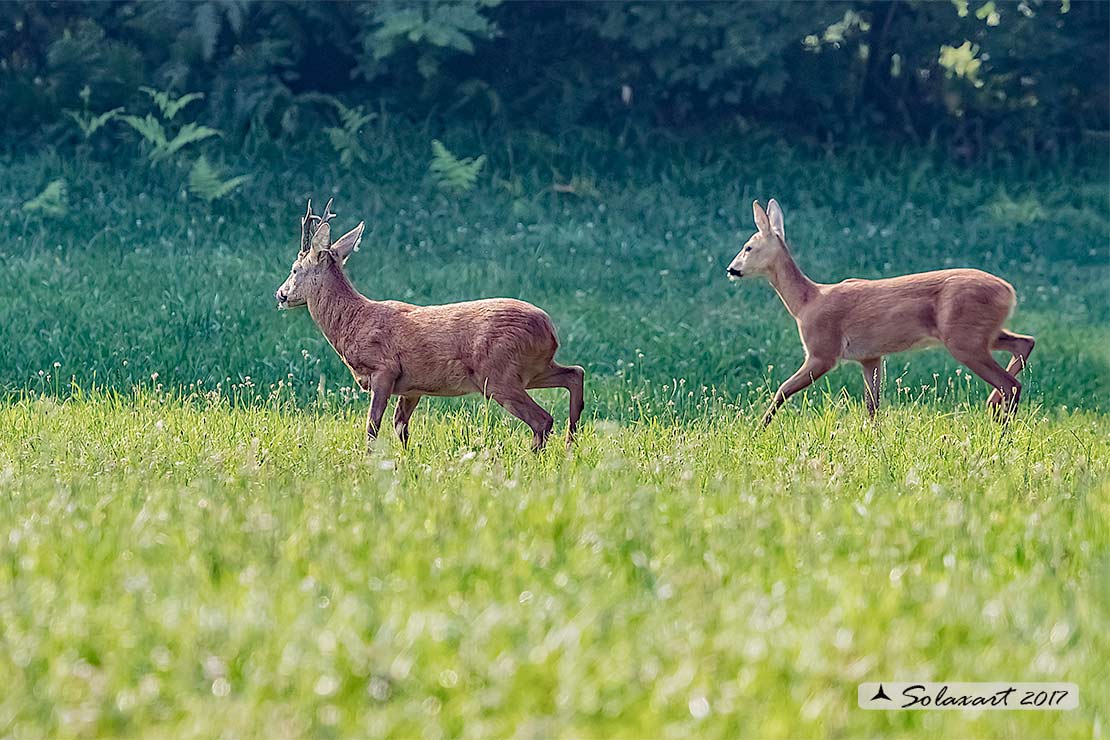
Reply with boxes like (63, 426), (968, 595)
(727, 199), (1034, 426)
(276, 200), (584, 450)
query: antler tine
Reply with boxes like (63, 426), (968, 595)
(303, 197), (337, 249)
(300, 198), (319, 253)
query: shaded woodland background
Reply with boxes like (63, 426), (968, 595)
(2, 1), (1106, 156)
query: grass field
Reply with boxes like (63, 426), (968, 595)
(1, 129), (1108, 736)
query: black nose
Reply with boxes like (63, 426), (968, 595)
(275, 290), (285, 303)
(727, 267), (743, 277)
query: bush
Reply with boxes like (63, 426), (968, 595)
(0, 1), (1105, 152)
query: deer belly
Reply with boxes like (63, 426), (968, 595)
(393, 361), (479, 397)
(841, 331), (941, 359)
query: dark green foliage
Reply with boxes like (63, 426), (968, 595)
(355, 0), (500, 81)
(578, 3), (842, 109)
(0, 1), (1104, 151)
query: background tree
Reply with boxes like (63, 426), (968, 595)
(0, 0), (1105, 154)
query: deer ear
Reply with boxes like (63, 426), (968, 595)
(309, 222), (331, 255)
(767, 199), (785, 240)
(331, 222), (365, 264)
(752, 200), (771, 234)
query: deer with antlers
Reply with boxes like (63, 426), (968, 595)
(276, 199), (584, 451)
(727, 199), (1035, 425)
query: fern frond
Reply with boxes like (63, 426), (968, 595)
(307, 95), (377, 168)
(326, 127), (370, 167)
(162, 123), (221, 159)
(140, 87), (205, 120)
(23, 179), (69, 217)
(188, 156), (249, 202)
(123, 113), (220, 162)
(121, 114), (169, 149)
(63, 107), (124, 140)
(338, 104), (376, 133)
(429, 139), (486, 192)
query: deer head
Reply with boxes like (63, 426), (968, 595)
(276, 198), (365, 309)
(727, 199), (788, 280)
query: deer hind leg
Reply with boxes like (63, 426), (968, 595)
(987, 330), (1035, 406)
(528, 364), (585, 447)
(947, 344), (1021, 416)
(488, 386), (554, 451)
(762, 356), (836, 426)
(860, 358), (883, 418)
(393, 395), (421, 447)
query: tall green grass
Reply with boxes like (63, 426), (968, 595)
(1, 391), (1107, 737)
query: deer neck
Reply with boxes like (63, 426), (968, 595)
(767, 247), (817, 318)
(306, 260), (367, 358)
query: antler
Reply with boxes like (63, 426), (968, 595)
(320, 198), (336, 227)
(300, 199), (318, 254)
(299, 198), (339, 253)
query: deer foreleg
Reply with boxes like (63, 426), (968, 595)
(762, 357), (836, 426)
(366, 374), (396, 445)
(987, 331), (1035, 407)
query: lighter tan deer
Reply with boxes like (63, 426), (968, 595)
(727, 199), (1034, 425)
(276, 200), (584, 450)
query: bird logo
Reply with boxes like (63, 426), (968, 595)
(870, 684), (892, 702)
